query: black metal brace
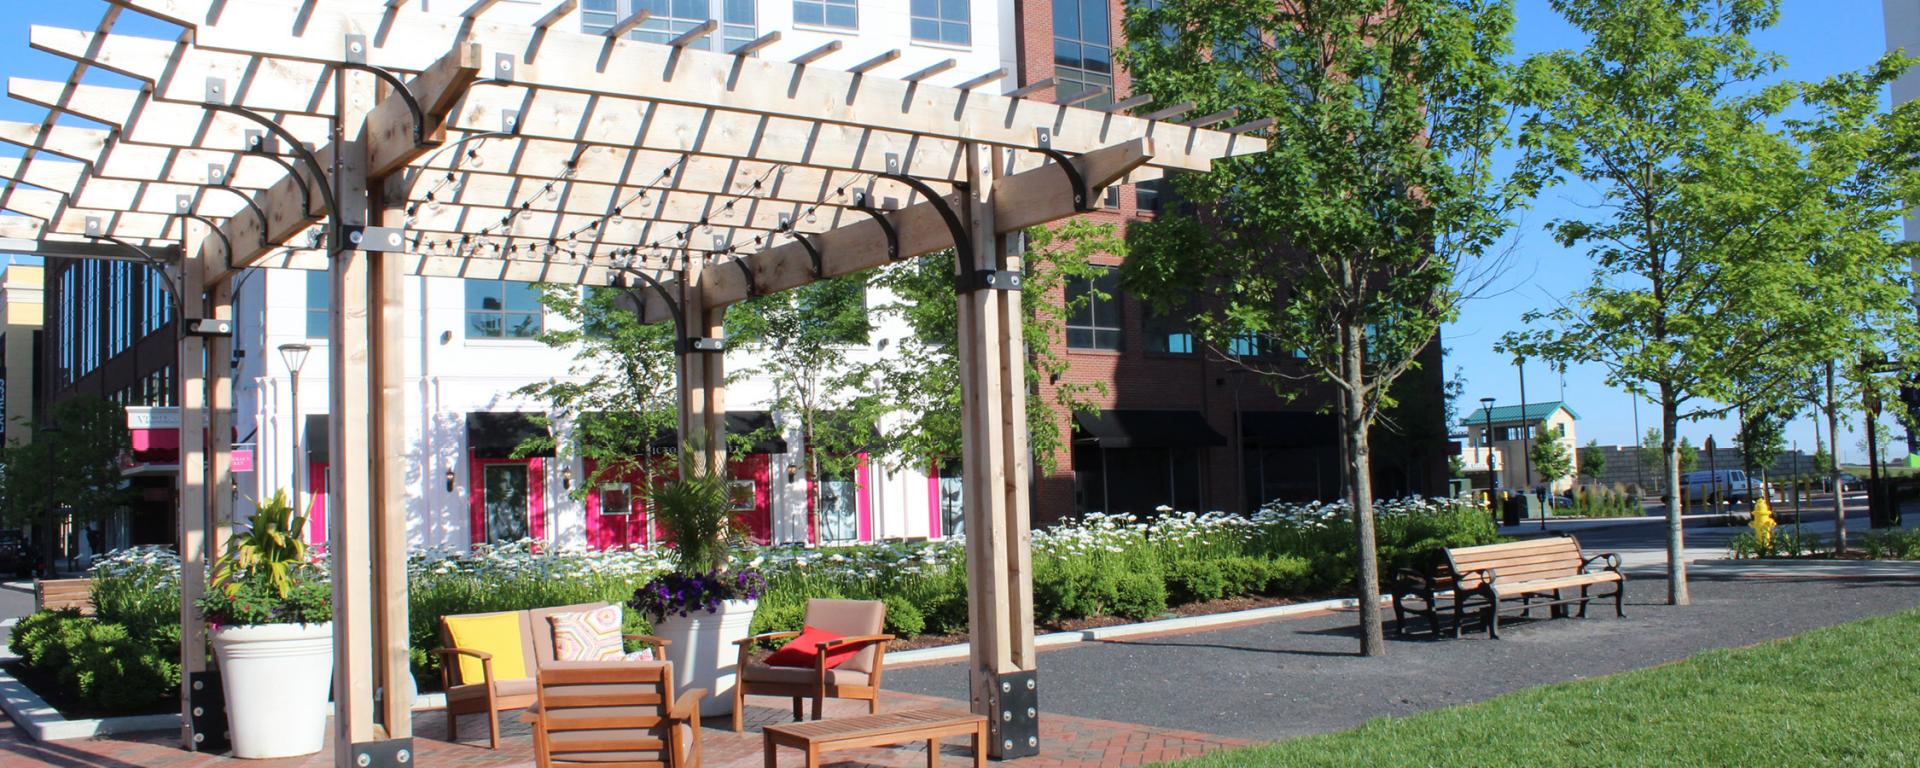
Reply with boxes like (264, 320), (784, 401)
(174, 212), (235, 270)
(205, 87), (345, 252)
(83, 222), (183, 312)
(849, 189), (899, 260)
(204, 186), (272, 247)
(797, 234), (825, 279)
(341, 34), (428, 145)
(345, 738), (414, 768)
(615, 263), (684, 333)
(1035, 128), (1094, 213)
(186, 670), (231, 753)
(877, 153), (973, 270)
(241, 138), (316, 222)
(732, 257), (759, 298)
(956, 268), (1022, 294)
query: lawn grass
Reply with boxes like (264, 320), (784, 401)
(1158, 608), (1920, 767)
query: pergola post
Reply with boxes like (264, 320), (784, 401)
(208, 279), (235, 557)
(956, 142), (1039, 759)
(177, 248), (220, 752)
(677, 260), (728, 475)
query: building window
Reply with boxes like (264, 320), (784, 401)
(910, 0), (970, 46)
(582, 0), (756, 53)
(1053, 0), (1112, 106)
(306, 270), (331, 339)
(599, 483), (633, 516)
(465, 280), (545, 339)
(1143, 304), (1194, 355)
(1065, 267), (1122, 350)
(794, 0), (857, 29)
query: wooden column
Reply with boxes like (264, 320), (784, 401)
(370, 173), (413, 738)
(177, 250), (214, 751)
(956, 142), (1039, 759)
(676, 259), (727, 474)
(208, 279), (235, 557)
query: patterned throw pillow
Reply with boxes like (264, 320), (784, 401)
(549, 605), (624, 662)
(624, 648), (656, 662)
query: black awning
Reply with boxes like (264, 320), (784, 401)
(1240, 410), (1338, 449)
(305, 414), (330, 464)
(467, 412), (555, 458)
(647, 410), (789, 454)
(1073, 410), (1227, 449)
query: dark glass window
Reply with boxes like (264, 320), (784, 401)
(582, 0), (756, 52)
(306, 270), (330, 339)
(1143, 303), (1194, 355)
(465, 280), (545, 339)
(1053, 0), (1112, 106)
(910, 0), (970, 45)
(1065, 267), (1121, 350)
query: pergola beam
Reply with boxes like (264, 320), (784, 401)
(640, 137), (1153, 322)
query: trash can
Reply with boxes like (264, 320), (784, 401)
(1501, 494), (1523, 526)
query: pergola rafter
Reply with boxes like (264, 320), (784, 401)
(0, 1), (1264, 765)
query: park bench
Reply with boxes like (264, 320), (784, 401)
(762, 707), (986, 768)
(1394, 535), (1624, 639)
(33, 578), (93, 615)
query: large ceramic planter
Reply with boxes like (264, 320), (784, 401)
(211, 622), (334, 759)
(651, 599), (757, 716)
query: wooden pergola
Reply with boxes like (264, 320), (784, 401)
(0, 1), (1261, 764)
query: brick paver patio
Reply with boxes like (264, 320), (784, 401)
(0, 689), (1250, 768)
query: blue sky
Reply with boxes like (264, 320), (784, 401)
(1447, 0), (1902, 464)
(0, 1), (1904, 461)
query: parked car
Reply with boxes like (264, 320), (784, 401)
(1681, 469), (1767, 503)
(0, 530), (32, 578)
(1836, 472), (1862, 492)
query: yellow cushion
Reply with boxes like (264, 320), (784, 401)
(444, 613), (530, 684)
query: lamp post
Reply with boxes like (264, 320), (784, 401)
(278, 343), (311, 511)
(1481, 397), (1498, 503)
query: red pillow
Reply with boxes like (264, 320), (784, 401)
(764, 625), (860, 669)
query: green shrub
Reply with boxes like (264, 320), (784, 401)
(8, 609), (177, 715)
(880, 595), (926, 638)
(1259, 555), (1312, 595)
(1166, 559), (1230, 604)
(1110, 571), (1168, 620)
(1863, 529), (1920, 560)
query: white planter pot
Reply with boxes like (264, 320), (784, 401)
(651, 599), (757, 716)
(211, 622), (334, 759)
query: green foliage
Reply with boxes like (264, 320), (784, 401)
(1861, 529), (1920, 560)
(1729, 529), (1827, 559)
(8, 609), (178, 716)
(0, 396), (134, 535)
(1110, 572), (1170, 621)
(844, 222), (1116, 474)
(1165, 559), (1232, 604)
(879, 594), (926, 638)
(647, 472), (745, 574)
(1529, 426), (1573, 488)
(1570, 485), (1641, 518)
(199, 489), (329, 626)
(198, 573), (332, 626)
(1580, 440), (1608, 482)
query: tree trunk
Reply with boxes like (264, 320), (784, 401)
(1826, 361), (1846, 552)
(1342, 322), (1385, 657)
(1661, 387), (1688, 605)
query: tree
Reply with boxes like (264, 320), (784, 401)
(1812, 447), (1833, 476)
(1737, 406), (1789, 479)
(0, 396), (133, 573)
(1500, 0), (1920, 604)
(1530, 425), (1572, 490)
(516, 284), (680, 494)
(728, 275), (874, 539)
(840, 221), (1115, 474)
(1122, 0), (1545, 656)
(1579, 439), (1607, 484)
(1638, 428), (1666, 490)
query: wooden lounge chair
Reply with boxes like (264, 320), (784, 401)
(731, 598), (894, 733)
(525, 661), (705, 768)
(434, 602), (671, 749)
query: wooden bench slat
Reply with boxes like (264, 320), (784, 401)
(1448, 537), (1579, 556)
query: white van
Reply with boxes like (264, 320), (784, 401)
(1681, 469), (1765, 503)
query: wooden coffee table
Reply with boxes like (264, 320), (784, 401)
(761, 708), (989, 768)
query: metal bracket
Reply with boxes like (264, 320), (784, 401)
(779, 213), (826, 279)
(186, 670), (231, 753)
(502, 109), (522, 135)
(208, 84), (344, 251)
(347, 737), (415, 768)
(342, 225), (409, 252)
(243, 131), (316, 219)
(191, 191), (271, 248)
(849, 189), (898, 260)
(987, 670), (1040, 759)
(881, 152), (970, 268)
(1035, 128), (1094, 213)
(615, 264), (684, 332)
(957, 268), (1022, 294)
(171, 202), (236, 270)
(681, 337), (725, 353)
(731, 257), (758, 298)
(341, 35), (427, 145)
(493, 52), (518, 82)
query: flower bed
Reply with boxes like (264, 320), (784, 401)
(18, 496), (1495, 708)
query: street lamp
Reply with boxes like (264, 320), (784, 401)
(279, 343), (312, 511)
(1480, 397), (1499, 504)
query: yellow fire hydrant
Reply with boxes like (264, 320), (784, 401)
(1750, 496), (1776, 552)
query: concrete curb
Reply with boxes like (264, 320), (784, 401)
(885, 595), (1376, 667)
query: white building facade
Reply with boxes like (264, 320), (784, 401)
(229, 0), (1019, 551)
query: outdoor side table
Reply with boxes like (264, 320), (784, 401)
(761, 707), (988, 768)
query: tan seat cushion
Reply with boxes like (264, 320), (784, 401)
(447, 676), (537, 703)
(802, 598), (885, 674)
(740, 661), (871, 687)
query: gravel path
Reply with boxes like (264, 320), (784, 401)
(884, 568), (1920, 741)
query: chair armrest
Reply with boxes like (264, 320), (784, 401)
(669, 687), (708, 721)
(622, 633), (672, 649)
(1582, 553), (1623, 573)
(816, 634), (895, 651)
(432, 647), (494, 661)
(431, 647), (495, 691)
(734, 631), (802, 646)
